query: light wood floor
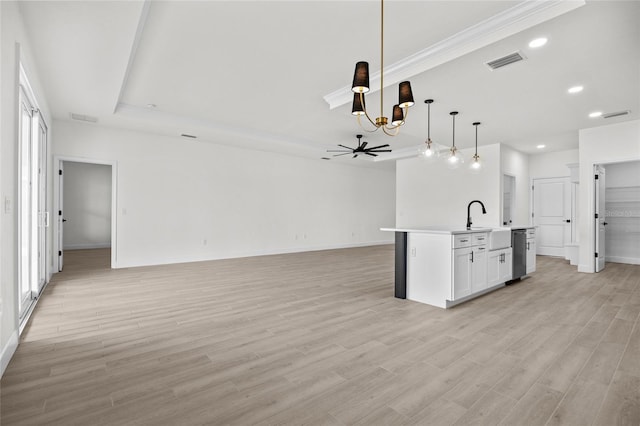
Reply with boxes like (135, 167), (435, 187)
(1, 246), (639, 425)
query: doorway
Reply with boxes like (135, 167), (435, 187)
(502, 174), (515, 226)
(55, 157), (117, 270)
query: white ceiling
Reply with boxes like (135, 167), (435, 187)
(18, 1), (640, 164)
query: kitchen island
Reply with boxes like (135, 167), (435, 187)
(382, 227), (517, 309)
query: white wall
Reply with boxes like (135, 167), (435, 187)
(529, 149), (579, 179)
(501, 145), (530, 227)
(578, 120), (640, 272)
(53, 120), (396, 268)
(1, 1), (53, 375)
(396, 144), (501, 229)
(63, 162), (112, 250)
(606, 161), (640, 187)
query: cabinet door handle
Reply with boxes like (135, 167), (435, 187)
(470, 251), (474, 262)
(527, 242), (530, 250)
(460, 239), (468, 243)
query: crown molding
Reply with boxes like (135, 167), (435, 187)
(323, 0), (585, 110)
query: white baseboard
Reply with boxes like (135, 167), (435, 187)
(63, 242), (111, 250)
(606, 256), (640, 265)
(1, 330), (18, 378)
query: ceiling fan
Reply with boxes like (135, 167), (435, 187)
(327, 134), (392, 158)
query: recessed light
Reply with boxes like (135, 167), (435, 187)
(568, 86), (583, 94)
(528, 37), (548, 48)
(537, 144), (546, 149)
(589, 111), (603, 118)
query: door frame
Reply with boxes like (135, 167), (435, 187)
(54, 156), (118, 270)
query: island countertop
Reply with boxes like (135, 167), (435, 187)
(381, 226), (493, 235)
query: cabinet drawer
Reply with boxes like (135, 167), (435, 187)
(453, 234), (472, 248)
(472, 233), (489, 246)
(527, 228), (536, 238)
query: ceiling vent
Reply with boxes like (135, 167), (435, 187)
(486, 51), (526, 70)
(603, 110), (630, 119)
(70, 113), (98, 123)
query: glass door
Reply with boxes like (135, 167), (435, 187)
(18, 85), (36, 318)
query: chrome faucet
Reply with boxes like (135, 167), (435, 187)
(467, 200), (487, 230)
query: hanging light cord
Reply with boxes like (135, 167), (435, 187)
(475, 124), (478, 154)
(427, 102), (431, 140)
(452, 113), (456, 149)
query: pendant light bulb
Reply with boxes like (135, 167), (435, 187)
(419, 99), (440, 162)
(470, 122), (482, 173)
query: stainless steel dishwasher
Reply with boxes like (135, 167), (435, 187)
(509, 229), (527, 282)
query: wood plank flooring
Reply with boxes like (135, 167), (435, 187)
(1, 246), (639, 425)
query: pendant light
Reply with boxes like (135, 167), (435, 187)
(350, 0), (414, 136)
(470, 122), (482, 172)
(446, 111), (464, 169)
(418, 99), (440, 161)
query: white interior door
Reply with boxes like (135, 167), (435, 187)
(533, 177), (571, 256)
(58, 161), (65, 271)
(595, 166), (606, 272)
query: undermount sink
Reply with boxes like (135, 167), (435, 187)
(490, 228), (512, 250)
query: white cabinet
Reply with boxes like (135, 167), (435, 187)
(471, 246), (488, 293)
(452, 232), (488, 301)
(453, 247), (472, 300)
(526, 229), (536, 274)
(489, 248), (512, 287)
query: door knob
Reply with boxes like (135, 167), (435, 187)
(62, 219), (67, 222)
(565, 219), (571, 223)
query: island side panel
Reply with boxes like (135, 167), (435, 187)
(407, 233), (453, 308)
(394, 232), (408, 299)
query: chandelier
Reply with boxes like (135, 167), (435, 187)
(350, 0), (414, 136)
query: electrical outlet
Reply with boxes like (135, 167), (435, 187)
(411, 248), (417, 257)
(203, 239), (207, 246)
(4, 197), (11, 214)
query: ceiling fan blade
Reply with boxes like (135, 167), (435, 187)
(353, 154), (358, 158)
(327, 149), (351, 152)
(367, 144), (390, 150)
(332, 152), (352, 157)
(365, 152), (378, 157)
(338, 144), (354, 150)
(360, 141), (368, 149)
(368, 149), (392, 153)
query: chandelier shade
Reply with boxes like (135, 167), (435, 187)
(351, 62), (370, 93)
(352, 93), (365, 116)
(398, 82), (414, 108)
(392, 105), (404, 126)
